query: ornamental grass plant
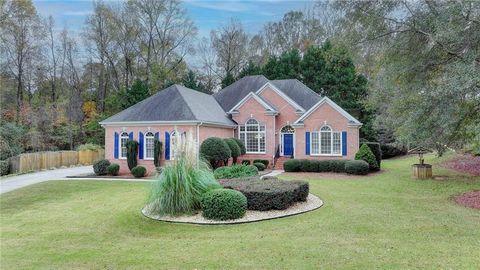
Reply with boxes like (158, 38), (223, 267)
(146, 130), (221, 216)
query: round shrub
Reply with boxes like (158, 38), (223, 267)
(355, 144), (379, 171)
(253, 159), (269, 168)
(224, 138), (241, 163)
(201, 189), (247, 220)
(200, 137), (231, 169)
(107, 163), (120, 176)
(253, 162), (265, 171)
(93, 159), (110, 176)
(131, 166), (146, 178)
(283, 159), (301, 172)
(231, 138), (246, 155)
(345, 160), (369, 175)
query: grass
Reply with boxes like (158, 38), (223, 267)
(1, 154), (479, 269)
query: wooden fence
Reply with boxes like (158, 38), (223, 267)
(9, 149), (105, 174)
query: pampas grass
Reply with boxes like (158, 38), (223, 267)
(146, 130), (221, 216)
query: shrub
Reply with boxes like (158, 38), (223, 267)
(224, 138), (241, 164)
(330, 160), (347, 173)
(253, 159), (269, 168)
(76, 143), (103, 151)
(126, 140), (138, 170)
(300, 159), (316, 172)
(153, 140), (163, 167)
(0, 138), (13, 160)
(284, 159), (302, 172)
(214, 164), (258, 179)
(381, 143), (407, 159)
(355, 144), (379, 171)
(0, 160), (9, 176)
(253, 162), (265, 171)
(231, 138), (246, 155)
(107, 164), (120, 176)
(345, 160), (369, 175)
(364, 142), (382, 170)
(131, 166), (146, 178)
(201, 189), (247, 220)
(220, 179), (309, 211)
(93, 159), (111, 176)
(147, 132), (222, 216)
(316, 160), (331, 172)
(200, 137), (231, 169)
(241, 160), (251, 165)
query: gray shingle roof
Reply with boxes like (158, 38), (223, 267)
(101, 84), (235, 126)
(213, 75), (321, 111)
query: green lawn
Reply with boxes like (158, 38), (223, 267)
(1, 154), (479, 269)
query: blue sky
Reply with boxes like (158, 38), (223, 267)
(33, 0), (315, 38)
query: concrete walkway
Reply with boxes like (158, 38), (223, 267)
(260, 170), (284, 179)
(0, 166), (94, 194)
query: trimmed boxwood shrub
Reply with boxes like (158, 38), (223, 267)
(231, 138), (246, 155)
(241, 160), (251, 165)
(93, 159), (110, 176)
(214, 164), (258, 179)
(107, 163), (120, 176)
(283, 159), (302, 172)
(345, 160), (369, 175)
(200, 137), (231, 169)
(316, 160), (331, 172)
(131, 165), (146, 178)
(201, 189), (247, 220)
(364, 142), (382, 170)
(0, 160), (9, 176)
(355, 144), (379, 171)
(219, 179), (309, 211)
(300, 159), (315, 172)
(253, 159), (269, 168)
(330, 160), (347, 173)
(253, 162), (265, 171)
(224, 138), (241, 164)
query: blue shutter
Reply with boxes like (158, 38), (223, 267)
(165, 132), (170, 160)
(305, 132), (310, 155)
(154, 132), (159, 140)
(128, 132), (133, 140)
(139, 132), (144, 160)
(114, 132), (119, 159)
(342, 131), (347, 156)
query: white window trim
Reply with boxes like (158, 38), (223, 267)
(238, 119), (267, 154)
(119, 132), (129, 160)
(309, 126), (343, 156)
(169, 131), (176, 161)
(144, 132), (155, 160)
(279, 125), (295, 156)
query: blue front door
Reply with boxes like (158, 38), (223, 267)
(283, 134), (293, 156)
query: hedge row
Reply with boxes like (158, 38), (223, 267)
(219, 179), (309, 211)
(283, 159), (369, 175)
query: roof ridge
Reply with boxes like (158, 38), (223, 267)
(175, 85), (202, 120)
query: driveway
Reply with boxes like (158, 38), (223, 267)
(0, 166), (93, 194)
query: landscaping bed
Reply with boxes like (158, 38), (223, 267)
(440, 154), (480, 176)
(454, 191), (480, 209)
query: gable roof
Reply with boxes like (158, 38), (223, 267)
(294, 96), (362, 126)
(100, 84), (236, 126)
(227, 92), (278, 114)
(214, 75), (322, 112)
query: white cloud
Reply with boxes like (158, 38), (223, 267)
(63, 10), (92, 16)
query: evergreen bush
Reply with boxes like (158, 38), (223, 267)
(224, 138), (241, 164)
(253, 162), (265, 171)
(93, 159), (111, 176)
(345, 160), (369, 175)
(153, 140), (163, 167)
(214, 164), (258, 179)
(283, 159), (302, 172)
(355, 144), (379, 171)
(131, 166), (146, 178)
(201, 189), (247, 220)
(126, 140), (138, 171)
(253, 159), (269, 168)
(107, 163), (120, 176)
(0, 160), (9, 176)
(231, 138), (246, 155)
(364, 142), (382, 170)
(199, 137), (231, 169)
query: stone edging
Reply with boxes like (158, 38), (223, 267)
(142, 193), (323, 225)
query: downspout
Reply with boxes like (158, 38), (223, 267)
(272, 114), (276, 168)
(197, 122), (203, 166)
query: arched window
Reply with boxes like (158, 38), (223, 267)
(311, 125), (341, 155)
(170, 131), (177, 160)
(144, 132), (155, 159)
(280, 125), (295, 133)
(120, 132), (129, 159)
(239, 118), (266, 153)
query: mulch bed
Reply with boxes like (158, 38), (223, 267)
(440, 154), (480, 176)
(454, 191), (480, 209)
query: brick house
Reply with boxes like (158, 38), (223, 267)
(100, 75), (362, 174)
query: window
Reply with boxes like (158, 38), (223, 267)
(145, 132), (154, 159)
(120, 132), (129, 159)
(239, 119), (266, 153)
(310, 126), (341, 155)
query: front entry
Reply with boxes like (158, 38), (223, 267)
(282, 134), (294, 156)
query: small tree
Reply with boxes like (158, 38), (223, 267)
(231, 138), (246, 155)
(126, 140), (138, 171)
(355, 144), (379, 171)
(154, 140), (163, 167)
(224, 138), (241, 164)
(200, 137), (231, 169)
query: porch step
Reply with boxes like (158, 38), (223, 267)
(273, 157), (290, 170)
